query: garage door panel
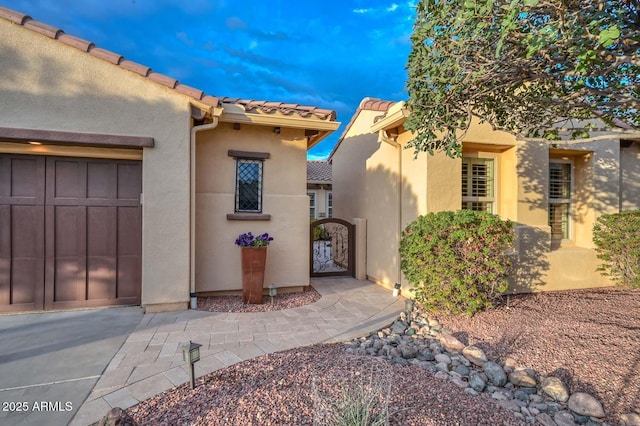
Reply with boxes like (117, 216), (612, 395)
(54, 257), (85, 302)
(2, 154), (141, 312)
(118, 207), (142, 255)
(88, 162), (117, 199)
(12, 205), (44, 257)
(10, 157), (43, 198)
(49, 158), (85, 200)
(0, 196), (45, 311)
(87, 207), (117, 255)
(87, 257), (116, 300)
(117, 256), (140, 299)
(11, 258), (40, 304)
(54, 206), (84, 257)
(118, 163), (142, 200)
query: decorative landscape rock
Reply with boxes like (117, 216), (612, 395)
(542, 376), (570, 402)
(483, 361), (508, 387)
(439, 334), (465, 352)
(344, 309), (612, 426)
(96, 407), (138, 426)
(620, 413), (640, 426)
(509, 369), (537, 387)
(462, 345), (488, 366)
(568, 392), (606, 418)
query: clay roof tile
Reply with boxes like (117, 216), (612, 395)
(120, 60), (151, 77)
(88, 47), (123, 65)
(23, 20), (62, 39)
(200, 95), (220, 107)
(58, 34), (94, 52)
(175, 83), (204, 100)
(0, 7), (30, 25)
(148, 72), (178, 89)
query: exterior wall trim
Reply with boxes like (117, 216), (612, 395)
(226, 213), (272, 221)
(0, 126), (154, 148)
(228, 150), (270, 159)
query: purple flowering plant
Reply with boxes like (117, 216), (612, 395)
(235, 232), (274, 247)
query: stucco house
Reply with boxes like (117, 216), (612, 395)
(330, 97), (640, 293)
(0, 7), (339, 313)
(307, 160), (333, 220)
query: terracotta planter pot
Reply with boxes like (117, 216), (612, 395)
(241, 246), (267, 304)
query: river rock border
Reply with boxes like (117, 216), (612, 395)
(344, 310), (640, 426)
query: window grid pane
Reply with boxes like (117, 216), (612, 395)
(549, 202), (570, 240)
(462, 158), (494, 212)
(236, 160), (263, 212)
(327, 192), (333, 218)
(549, 163), (571, 200)
(461, 201), (493, 212)
(308, 192), (316, 219)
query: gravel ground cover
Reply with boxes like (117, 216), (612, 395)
(128, 287), (640, 425)
(196, 285), (322, 313)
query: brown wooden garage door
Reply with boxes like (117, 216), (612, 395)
(0, 154), (142, 312)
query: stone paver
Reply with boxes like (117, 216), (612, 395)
(69, 277), (405, 425)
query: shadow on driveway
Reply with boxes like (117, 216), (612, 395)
(0, 306), (143, 426)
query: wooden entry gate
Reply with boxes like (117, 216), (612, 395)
(0, 154), (142, 312)
(310, 218), (355, 277)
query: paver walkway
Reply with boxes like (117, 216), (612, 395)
(71, 277), (405, 425)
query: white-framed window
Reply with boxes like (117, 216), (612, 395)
(308, 191), (316, 219)
(461, 157), (495, 212)
(327, 191), (333, 218)
(549, 160), (572, 241)
(235, 159), (263, 213)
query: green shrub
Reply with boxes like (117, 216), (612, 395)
(399, 210), (514, 316)
(592, 210), (640, 288)
(311, 219), (330, 241)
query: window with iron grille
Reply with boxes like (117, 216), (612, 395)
(235, 159), (263, 213)
(461, 157), (495, 212)
(549, 161), (572, 240)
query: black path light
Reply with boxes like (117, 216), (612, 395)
(183, 341), (202, 390)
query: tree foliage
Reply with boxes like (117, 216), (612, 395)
(405, 0), (640, 157)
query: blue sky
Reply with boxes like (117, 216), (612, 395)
(5, 0), (416, 159)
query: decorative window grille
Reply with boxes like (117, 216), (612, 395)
(235, 159), (263, 213)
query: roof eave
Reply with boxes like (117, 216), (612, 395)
(370, 101), (409, 133)
(219, 105), (340, 150)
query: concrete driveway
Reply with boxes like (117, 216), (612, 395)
(0, 307), (143, 426)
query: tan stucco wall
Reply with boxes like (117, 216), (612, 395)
(195, 123), (309, 292)
(332, 106), (635, 293)
(0, 20), (194, 309)
(332, 110), (385, 222)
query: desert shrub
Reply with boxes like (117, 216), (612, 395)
(312, 357), (390, 426)
(592, 210), (640, 288)
(399, 210), (514, 316)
